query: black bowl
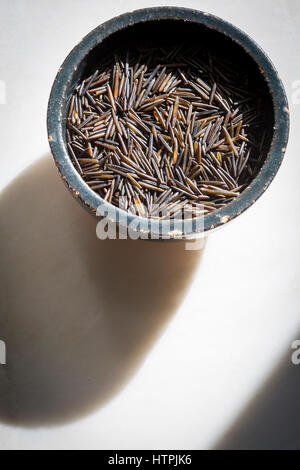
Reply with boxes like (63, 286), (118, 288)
(47, 7), (289, 238)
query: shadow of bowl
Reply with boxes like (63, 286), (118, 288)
(0, 156), (204, 427)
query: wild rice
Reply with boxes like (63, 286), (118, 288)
(66, 44), (265, 218)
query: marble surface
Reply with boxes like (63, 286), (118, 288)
(0, 0), (300, 450)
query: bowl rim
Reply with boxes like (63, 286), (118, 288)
(47, 6), (289, 236)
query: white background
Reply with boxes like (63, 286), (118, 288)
(0, 0), (299, 450)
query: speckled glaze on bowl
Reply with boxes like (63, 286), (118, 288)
(47, 7), (289, 238)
